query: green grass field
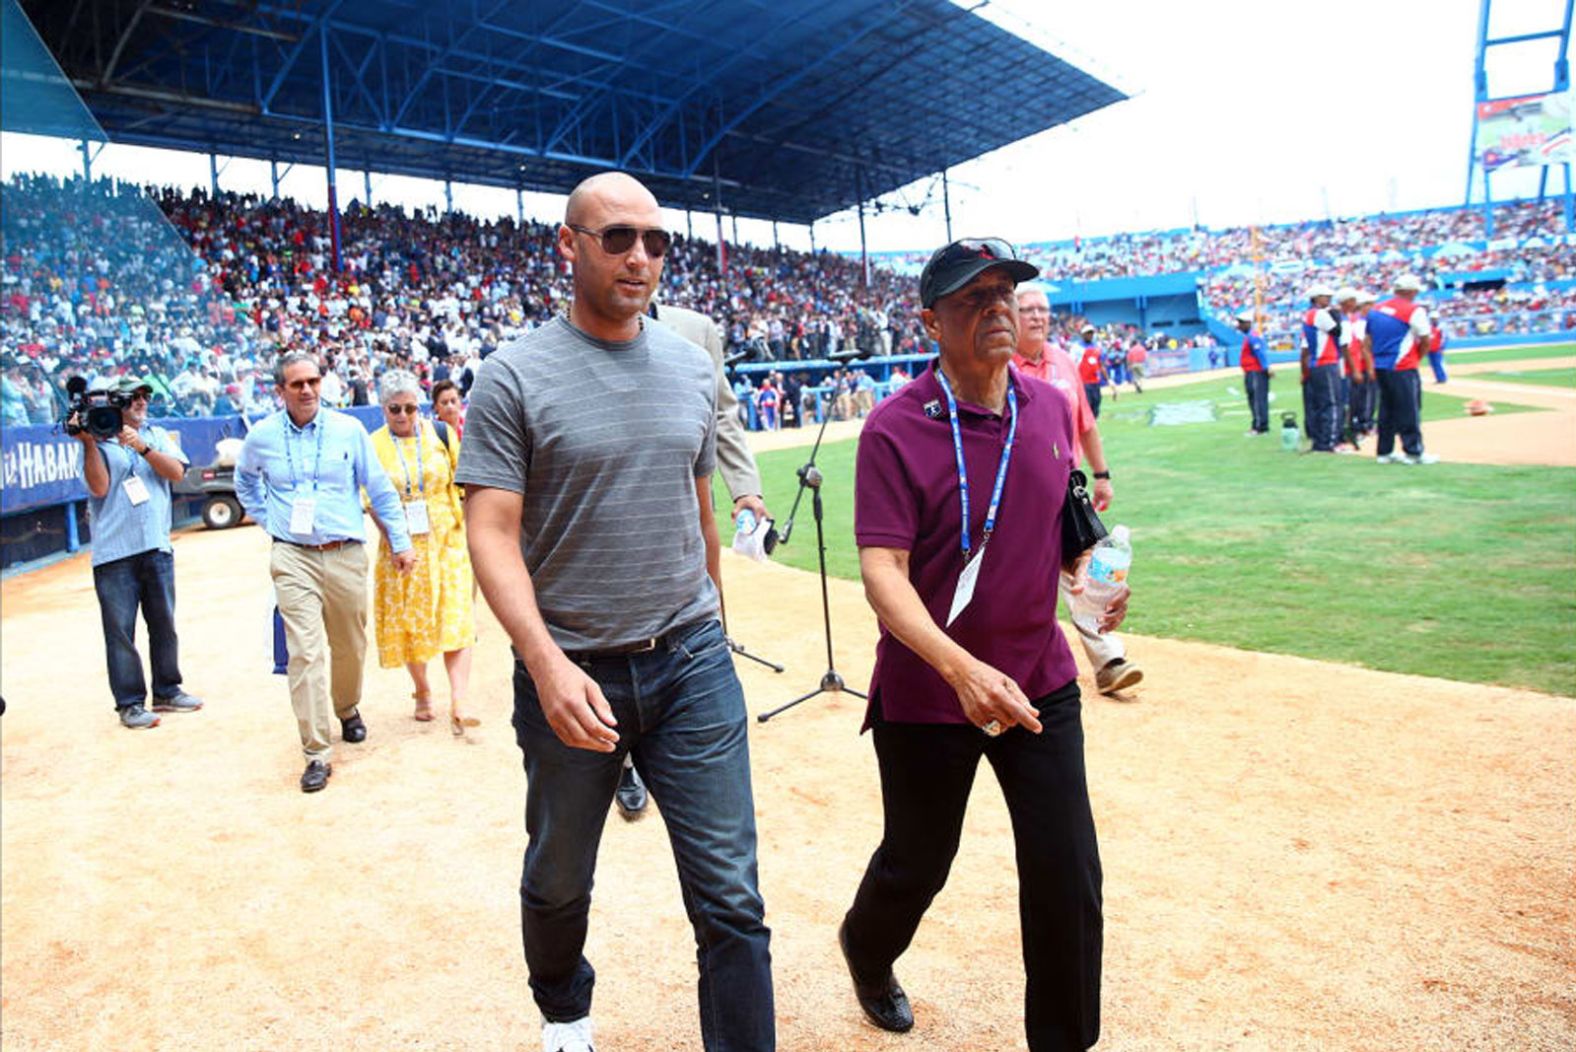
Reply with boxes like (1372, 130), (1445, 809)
(1477, 367), (1576, 389)
(718, 370), (1576, 696)
(1448, 341), (1576, 366)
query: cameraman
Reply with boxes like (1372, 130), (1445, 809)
(74, 376), (203, 730)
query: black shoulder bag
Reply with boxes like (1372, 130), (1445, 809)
(1060, 469), (1108, 557)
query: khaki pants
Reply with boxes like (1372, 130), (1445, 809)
(1059, 569), (1124, 670)
(270, 541), (369, 761)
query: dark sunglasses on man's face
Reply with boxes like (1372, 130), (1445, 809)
(568, 224), (672, 258)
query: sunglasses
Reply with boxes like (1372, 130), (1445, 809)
(939, 237), (1019, 266)
(385, 404), (421, 416)
(568, 223), (672, 258)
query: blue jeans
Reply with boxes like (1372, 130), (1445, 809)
(511, 619), (774, 1051)
(93, 549), (183, 709)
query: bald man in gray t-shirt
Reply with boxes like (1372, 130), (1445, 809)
(458, 172), (774, 1052)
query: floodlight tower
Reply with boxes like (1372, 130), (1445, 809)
(1463, 0), (1574, 235)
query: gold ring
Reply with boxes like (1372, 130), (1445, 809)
(981, 719), (1004, 737)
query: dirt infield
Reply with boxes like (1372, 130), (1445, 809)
(1418, 356), (1576, 468)
(2, 520), (1572, 1051)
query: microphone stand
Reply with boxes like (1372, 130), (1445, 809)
(721, 592), (784, 673)
(757, 397), (865, 722)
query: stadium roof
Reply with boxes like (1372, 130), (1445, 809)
(9, 0), (1126, 225)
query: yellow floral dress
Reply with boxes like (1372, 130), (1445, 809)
(369, 420), (475, 667)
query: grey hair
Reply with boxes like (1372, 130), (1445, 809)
(273, 350), (321, 386)
(378, 369), (422, 405)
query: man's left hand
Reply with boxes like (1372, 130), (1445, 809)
(1092, 477), (1113, 512)
(118, 425), (147, 453)
(733, 494), (768, 524)
(392, 549), (418, 574)
(1064, 550), (1130, 633)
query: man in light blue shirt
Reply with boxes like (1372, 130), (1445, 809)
(75, 375), (204, 730)
(236, 351), (415, 793)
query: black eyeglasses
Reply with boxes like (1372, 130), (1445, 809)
(385, 404), (421, 416)
(568, 223), (672, 258)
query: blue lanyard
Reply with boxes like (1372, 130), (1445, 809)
(935, 367), (1018, 562)
(284, 416), (326, 493)
(391, 421), (425, 498)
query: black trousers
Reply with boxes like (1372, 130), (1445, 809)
(1244, 370), (1270, 433)
(1375, 368), (1423, 457)
(843, 682), (1102, 1052)
(1348, 377), (1376, 435)
(1083, 383), (1102, 419)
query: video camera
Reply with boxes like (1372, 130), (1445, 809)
(62, 376), (129, 440)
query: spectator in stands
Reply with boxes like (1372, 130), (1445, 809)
(235, 351), (416, 793)
(74, 372), (205, 730)
(369, 370), (478, 735)
(457, 172), (773, 1052)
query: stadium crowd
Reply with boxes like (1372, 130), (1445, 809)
(2, 174), (1570, 429)
(1, 174), (924, 424)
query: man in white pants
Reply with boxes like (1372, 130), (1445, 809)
(1015, 287), (1144, 695)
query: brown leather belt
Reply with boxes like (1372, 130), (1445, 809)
(562, 620), (709, 661)
(274, 537), (359, 552)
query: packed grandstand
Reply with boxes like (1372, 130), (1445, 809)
(1, 173), (1571, 427)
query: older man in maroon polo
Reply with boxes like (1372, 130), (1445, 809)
(837, 238), (1125, 1051)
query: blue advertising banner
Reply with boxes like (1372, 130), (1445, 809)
(0, 406), (386, 516)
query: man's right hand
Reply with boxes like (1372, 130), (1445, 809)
(533, 652), (620, 752)
(946, 657), (1042, 735)
(69, 415), (95, 445)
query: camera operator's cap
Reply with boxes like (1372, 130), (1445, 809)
(1394, 273), (1423, 292)
(918, 237), (1038, 308)
(1307, 284), (1335, 299)
(114, 376), (155, 396)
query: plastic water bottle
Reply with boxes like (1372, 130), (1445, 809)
(732, 508), (770, 562)
(1073, 525), (1131, 634)
(1280, 413), (1300, 452)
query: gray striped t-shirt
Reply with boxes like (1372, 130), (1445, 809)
(455, 314), (719, 650)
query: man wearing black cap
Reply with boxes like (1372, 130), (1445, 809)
(837, 238), (1120, 1050)
(73, 376), (204, 730)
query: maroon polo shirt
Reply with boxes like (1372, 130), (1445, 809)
(855, 361), (1079, 727)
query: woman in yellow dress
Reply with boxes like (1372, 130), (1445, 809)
(369, 371), (478, 735)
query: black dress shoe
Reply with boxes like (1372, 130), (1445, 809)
(838, 920), (914, 1032)
(615, 762), (648, 820)
(340, 711), (367, 743)
(300, 759), (332, 793)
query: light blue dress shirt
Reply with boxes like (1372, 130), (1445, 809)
(86, 425), (189, 568)
(235, 408), (411, 552)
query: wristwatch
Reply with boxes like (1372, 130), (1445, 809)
(1092, 470), (1111, 480)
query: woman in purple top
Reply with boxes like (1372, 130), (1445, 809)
(837, 240), (1128, 1052)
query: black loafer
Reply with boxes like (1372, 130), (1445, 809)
(340, 711), (367, 743)
(300, 759), (332, 793)
(615, 762), (648, 820)
(838, 920), (913, 1032)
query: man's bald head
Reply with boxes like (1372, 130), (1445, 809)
(564, 171), (660, 227)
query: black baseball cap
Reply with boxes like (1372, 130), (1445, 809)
(918, 237), (1039, 308)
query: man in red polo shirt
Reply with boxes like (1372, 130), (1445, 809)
(1074, 322), (1108, 419)
(838, 238), (1125, 1050)
(1016, 286), (1146, 696)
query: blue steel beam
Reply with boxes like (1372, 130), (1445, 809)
(389, 0), (513, 129)
(618, 0), (836, 171)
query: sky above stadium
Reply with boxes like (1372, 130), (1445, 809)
(1, 0), (1567, 253)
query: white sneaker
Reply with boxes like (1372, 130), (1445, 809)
(543, 1016), (595, 1052)
(1375, 453), (1400, 464)
(1406, 453), (1439, 465)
